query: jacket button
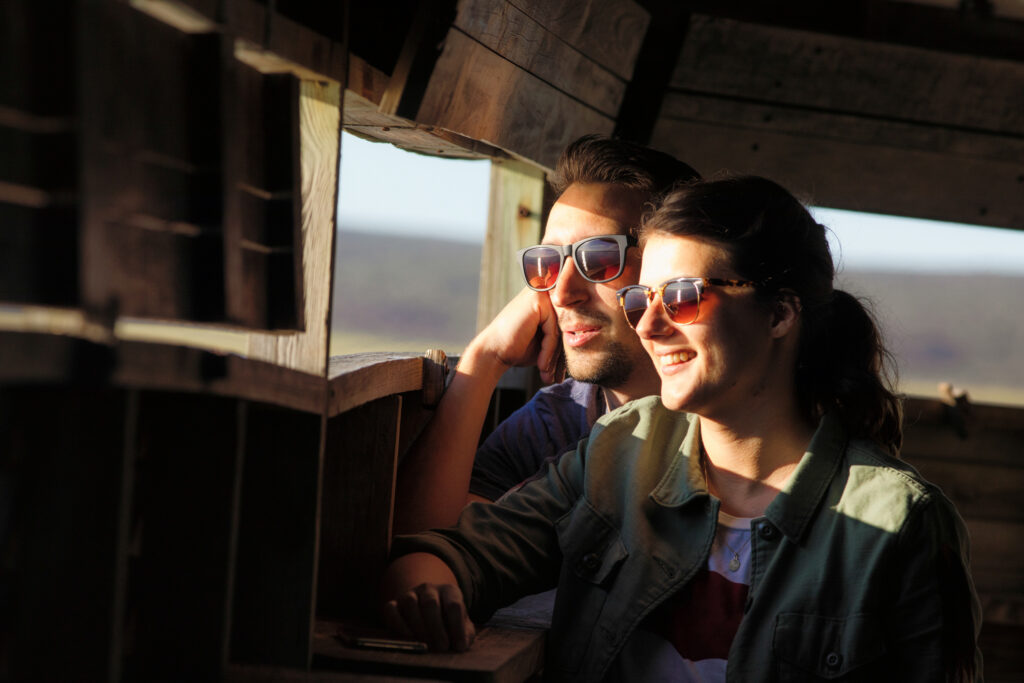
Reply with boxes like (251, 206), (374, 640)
(825, 652), (842, 669)
(758, 522), (777, 540)
(581, 552), (600, 571)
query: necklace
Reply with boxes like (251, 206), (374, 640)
(723, 533), (752, 572)
(702, 447), (752, 572)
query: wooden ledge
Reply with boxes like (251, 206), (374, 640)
(328, 352), (447, 417)
(312, 618), (545, 683)
(0, 331), (326, 413)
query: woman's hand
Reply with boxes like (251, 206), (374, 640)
(380, 553), (476, 652)
(382, 581), (476, 652)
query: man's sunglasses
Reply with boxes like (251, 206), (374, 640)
(517, 234), (637, 292)
(616, 277), (761, 328)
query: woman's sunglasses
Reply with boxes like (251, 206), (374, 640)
(616, 277), (760, 328)
(517, 234), (637, 292)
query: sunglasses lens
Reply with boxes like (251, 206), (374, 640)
(619, 287), (649, 328)
(662, 280), (700, 324)
(576, 238), (623, 282)
(522, 247), (562, 290)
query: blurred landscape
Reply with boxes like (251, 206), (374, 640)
(333, 229), (1024, 406)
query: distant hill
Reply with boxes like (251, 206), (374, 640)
(332, 229), (481, 352)
(333, 230), (1024, 404)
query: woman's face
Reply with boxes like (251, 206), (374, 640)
(633, 233), (780, 418)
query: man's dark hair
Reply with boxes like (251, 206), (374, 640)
(550, 134), (700, 199)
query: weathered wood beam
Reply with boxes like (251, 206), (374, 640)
(415, 28), (613, 172)
(319, 395), (402, 618)
(477, 160), (548, 331)
(670, 16), (1024, 135)
(455, 0), (632, 119)
(651, 15), (1024, 229)
(246, 81), (341, 375)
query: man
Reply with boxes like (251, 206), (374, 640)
(393, 135), (699, 534)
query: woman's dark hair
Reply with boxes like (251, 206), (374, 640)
(550, 134), (701, 199)
(641, 175), (903, 455)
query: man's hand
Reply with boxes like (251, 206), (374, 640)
(382, 582), (477, 652)
(469, 287), (561, 383)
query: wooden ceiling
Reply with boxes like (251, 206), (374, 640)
(343, 0), (1024, 232)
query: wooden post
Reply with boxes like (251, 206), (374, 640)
(476, 159), (547, 332)
(247, 80), (342, 376)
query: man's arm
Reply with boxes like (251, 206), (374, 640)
(392, 288), (560, 535)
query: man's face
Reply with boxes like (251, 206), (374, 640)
(539, 182), (649, 390)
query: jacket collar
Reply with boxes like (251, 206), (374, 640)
(764, 413), (847, 542)
(648, 411), (848, 543)
(649, 411), (707, 508)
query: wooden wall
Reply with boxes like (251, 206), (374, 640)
(902, 397), (1024, 681)
(649, 14), (1024, 231)
(0, 0), (346, 376)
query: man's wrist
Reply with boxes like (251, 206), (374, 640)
(457, 339), (511, 386)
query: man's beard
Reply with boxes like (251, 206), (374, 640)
(564, 338), (635, 389)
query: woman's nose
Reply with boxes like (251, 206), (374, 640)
(633, 294), (668, 338)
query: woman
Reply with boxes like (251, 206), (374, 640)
(381, 176), (982, 682)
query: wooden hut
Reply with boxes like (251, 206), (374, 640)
(1, 1), (1022, 680)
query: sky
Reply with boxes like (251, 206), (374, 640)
(338, 132), (1024, 275)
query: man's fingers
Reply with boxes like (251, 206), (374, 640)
(536, 322), (562, 384)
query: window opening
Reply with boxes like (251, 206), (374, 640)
(816, 207), (1024, 407)
(331, 132), (490, 355)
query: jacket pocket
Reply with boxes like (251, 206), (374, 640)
(773, 612), (886, 681)
(548, 500), (629, 674)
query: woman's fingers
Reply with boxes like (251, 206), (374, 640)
(384, 583), (474, 652)
(440, 583), (476, 651)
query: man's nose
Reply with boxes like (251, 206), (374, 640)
(548, 256), (587, 308)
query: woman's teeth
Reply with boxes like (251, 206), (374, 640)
(662, 350), (695, 366)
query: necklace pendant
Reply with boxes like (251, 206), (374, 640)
(729, 554), (741, 572)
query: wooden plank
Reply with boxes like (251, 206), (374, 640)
(0, 1), (75, 116)
(476, 159), (547, 331)
(319, 395), (402, 619)
(78, 0), (227, 321)
(313, 622), (546, 683)
(0, 125), (76, 190)
(246, 80), (341, 375)
(453, 0), (628, 118)
(125, 391), (243, 680)
(0, 332), (329, 413)
(378, 1), (456, 120)
(344, 55), (509, 160)
(509, 0), (649, 82)
(228, 664), (447, 682)
(659, 91), (1024, 166)
(224, 56), (302, 329)
(963, 518), (1024, 600)
(0, 203), (79, 306)
(613, 1), (692, 143)
(976, 622), (1024, 683)
(4, 386), (134, 681)
(648, 116), (1024, 230)
(344, 123), (495, 160)
(231, 402), (324, 668)
(904, 459), (1024, 523)
(415, 28), (612, 172)
(671, 15), (1024, 136)
(327, 353), (424, 416)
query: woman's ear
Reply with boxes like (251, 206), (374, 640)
(769, 291), (801, 339)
